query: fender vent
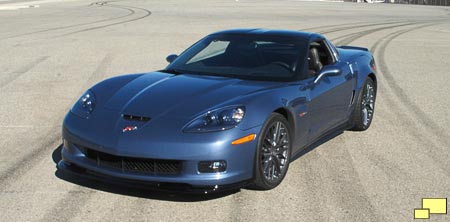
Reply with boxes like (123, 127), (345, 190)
(123, 114), (150, 122)
(350, 90), (356, 105)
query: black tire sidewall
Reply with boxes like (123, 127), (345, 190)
(253, 113), (292, 190)
(351, 77), (376, 131)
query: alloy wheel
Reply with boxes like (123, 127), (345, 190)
(261, 121), (290, 182)
(361, 82), (375, 127)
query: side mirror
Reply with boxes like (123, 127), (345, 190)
(166, 54), (178, 63)
(313, 67), (340, 84)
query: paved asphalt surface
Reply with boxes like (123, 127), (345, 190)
(1, 0), (450, 221)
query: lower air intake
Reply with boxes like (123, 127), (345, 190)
(84, 148), (181, 175)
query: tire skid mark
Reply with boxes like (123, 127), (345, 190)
(325, 20), (449, 149)
(0, 56), (49, 88)
(305, 21), (370, 32)
(371, 23), (450, 148)
(39, 187), (96, 222)
(0, 54), (114, 220)
(84, 53), (114, 88)
(378, 82), (450, 175)
(320, 20), (411, 35)
(333, 19), (445, 46)
(328, 21), (450, 216)
(313, 21), (450, 221)
(324, 20), (449, 150)
(293, 158), (334, 221)
(0, 3), (135, 41)
(303, 21), (409, 36)
(3, 54), (115, 221)
(30, 54), (114, 219)
(317, 146), (384, 221)
(380, 82), (450, 176)
(332, 22), (420, 45)
(303, 21), (378, 33)
(0, 54), (112, 187)
(0, 129), (60, 189)
(369, 23), (450, 174)
(58, 3), (152, 37)
(363, 148), (413, 181)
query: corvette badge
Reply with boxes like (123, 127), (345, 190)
(122, 126), (138, 132)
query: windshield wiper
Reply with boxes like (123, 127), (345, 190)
(161, 69), (183, 75)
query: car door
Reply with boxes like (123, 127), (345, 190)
(305, 40), (356, 140)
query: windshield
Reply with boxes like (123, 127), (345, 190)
(166, 34), (308, 81)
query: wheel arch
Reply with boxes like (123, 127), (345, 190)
(273, 107), (296, 136)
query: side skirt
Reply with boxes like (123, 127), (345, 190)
(290, 120), (352, 162)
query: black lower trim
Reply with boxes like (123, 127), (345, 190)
(57, 160), (248, 194)
(291, 120), (352, 161)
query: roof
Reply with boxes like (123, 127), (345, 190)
(210, 28), (321, 41)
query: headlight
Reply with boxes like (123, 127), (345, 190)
(183, 106), (245, 133)
(70, 90), (96, 119)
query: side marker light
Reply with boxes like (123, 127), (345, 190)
(231, 134), (256, 145)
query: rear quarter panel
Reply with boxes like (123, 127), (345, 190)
(337, 48), (376, 90)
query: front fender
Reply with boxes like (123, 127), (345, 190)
(231, 85), (308, 154)
(238, 93), (287, 131)
(228, 85), (302, 133)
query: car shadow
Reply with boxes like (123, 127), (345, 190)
(52, 145), (239, 202)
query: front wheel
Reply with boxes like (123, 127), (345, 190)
(350, 77), (377, 131)
(250, 113), (292, 190)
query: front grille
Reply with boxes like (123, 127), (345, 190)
(84, 148), (181, 175)
(123, 114), (150, 122)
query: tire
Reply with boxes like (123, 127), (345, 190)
(350, 77), (377, 131)
(250, 113), (292, 190)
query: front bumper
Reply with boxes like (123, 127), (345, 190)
(61, 112), (261, 188)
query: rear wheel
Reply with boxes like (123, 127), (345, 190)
(251, 113), (291, 190)
(350, 77), (376, 131)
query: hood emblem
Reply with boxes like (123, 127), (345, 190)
(122, 126), (138, 132)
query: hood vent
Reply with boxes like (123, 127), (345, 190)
(123, 114), (151, 122)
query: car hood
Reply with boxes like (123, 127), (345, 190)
(102, 71), (282, 119)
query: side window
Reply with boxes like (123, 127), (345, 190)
(307, 40), (334, 77)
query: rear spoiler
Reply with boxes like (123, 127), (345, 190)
(336, 46), (369, 51)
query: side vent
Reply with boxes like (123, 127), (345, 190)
(123, 114), (151, 122)
(350, 90), (356, 105)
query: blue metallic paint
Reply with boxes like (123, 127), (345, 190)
(59, 29), (376, 190)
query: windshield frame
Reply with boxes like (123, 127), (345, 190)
(166, 34), (309, 82)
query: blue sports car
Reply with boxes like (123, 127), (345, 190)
(59, 29), (377, 192)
